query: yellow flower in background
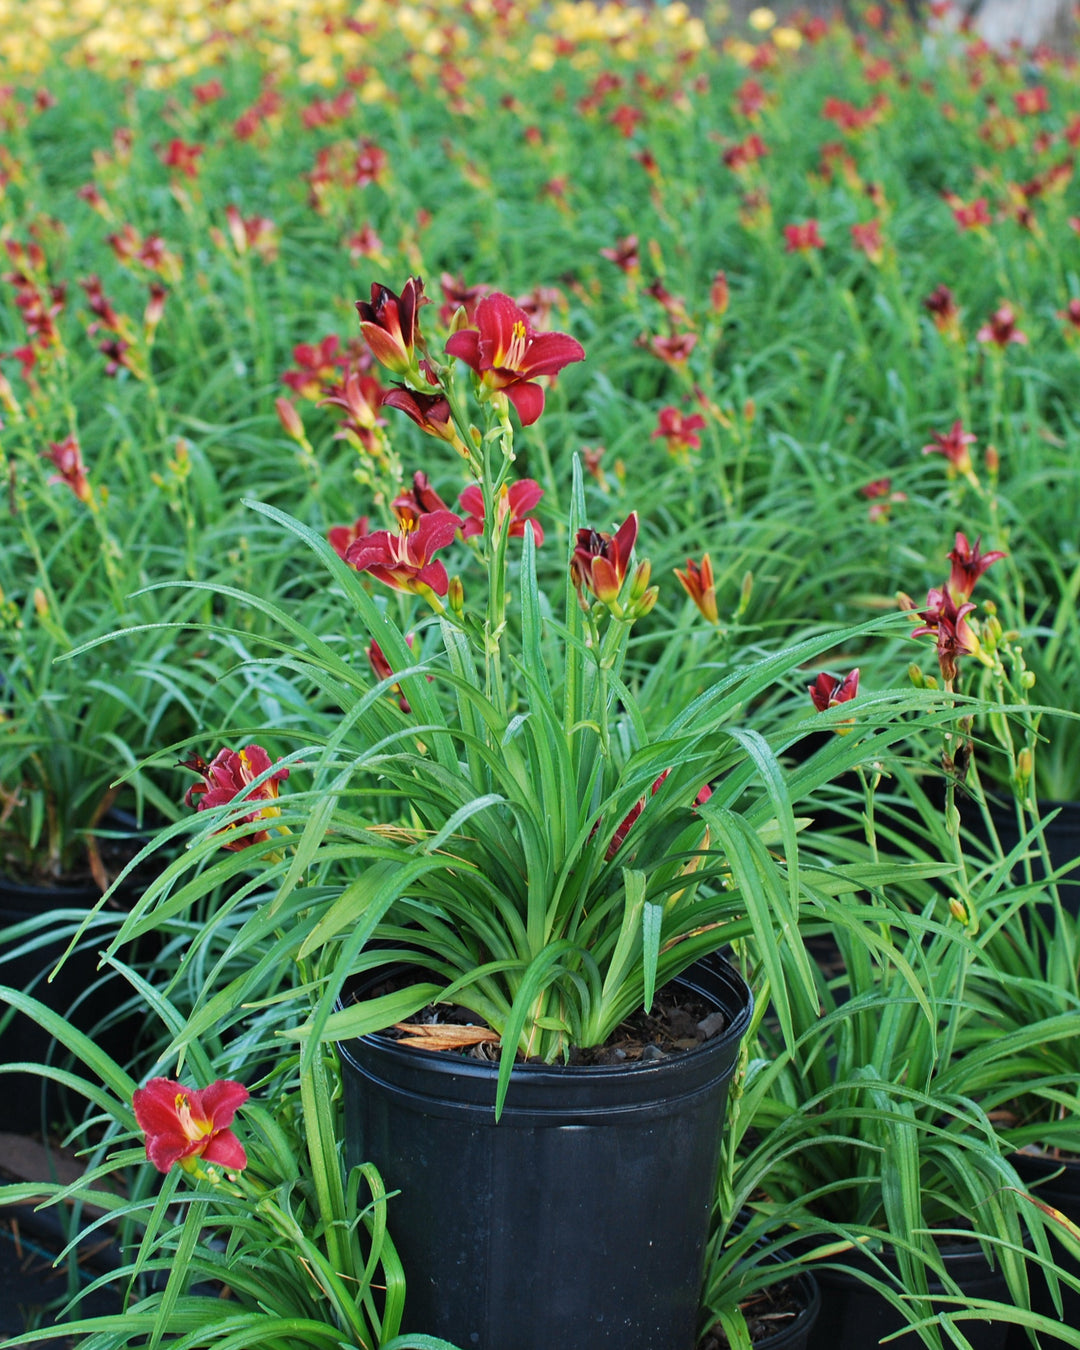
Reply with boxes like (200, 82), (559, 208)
(748, 7), (777, 30)
(727, 38), (759, 65)
(773, 25), (804, 50)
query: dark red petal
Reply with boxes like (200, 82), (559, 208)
(133, 1078), (184, 1134)
(201, 1129), (248, 1171)
(476, 292), (527, 355)
(518, 331), (585, 377)
(415, 560), (450, 596)
(504, 380), (545, 426)
(346, 530), (394, 569)
(508, 479), (544, 514)
(611, 512), (638, 568)
(413, 510), (463, 554)
(445, 329), (481, 369)
(195, 1079), (249, 1129)
(146, 1133), (196, 1173)
(458, 484), (484, 518)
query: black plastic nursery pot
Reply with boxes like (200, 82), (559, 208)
(805, 1240), (1011, 1350)
(1005, 1151), (1080, 1349)
(747, 1272), (821, 1350)
(338, 950), (754, 1350)
(0, 875), (142, 1136)
(702, 1271), (822, 1350)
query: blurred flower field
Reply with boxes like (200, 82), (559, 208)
(4, 0), (1079, 852)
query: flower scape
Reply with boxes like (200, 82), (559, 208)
(4, 2), (1080, 1347)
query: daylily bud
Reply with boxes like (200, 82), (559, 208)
(948, 896), (969, 924)
(908, 662), (925, 688)
(738, 570), (753, 617)
(1020, 668), (1036, 690)
(629, 558), (652, 603)
(275, 396), (306, 442)
(33, 587), (48, 617)
(709, 270), (730, 318)
(356, 276), (427, 379)
(633, 585), (660, 618)
(1015, 748), (1033, 792)
(448, 574), (464, 615)
(674, 554), (719, 625)
(985, 444), (1000, 477)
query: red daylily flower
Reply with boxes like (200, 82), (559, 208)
(221, 205), (278, 261)
(674, 554), (719, 625)
(327, 516), (369, 560)
(861, 477), (906, 523)
(444, 292), (584, 426)
(653, 405), (707, 458)
(42, 433), (92, 503)
(320, 370), (388, 452)
(721, 134), (769, 172)
(133, 1077), (248, 1175)
(180, 745), (289, 851)
(923, 284), (961, 337)
(382, 384), (462, 448)
(910, 587), (980, 683)
(850, 220), (884, 263)
(922, 420), (977, 476)
(947, 195), (991, 230)
(1014, 85), (1049, 116)
(599, 234), (640, 275)
(345, 510), (462, 597)
(605, 771), (713, 861)
(159, 139), (203, 179)
(356, 276), (427, 377)
(281, 335), (344, 401)
(459, 478), (544, 544)
(808, 669), (860, 732)
(977, 303), (1027, 348)
(646, 331), (697, 366)
(784, 220), (824, 252)
(393, 470), (452, 527)
(571, 513), (638, 607)
(946, 531), (1006, 602)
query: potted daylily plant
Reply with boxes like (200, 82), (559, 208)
(88, 275), (940, 1350)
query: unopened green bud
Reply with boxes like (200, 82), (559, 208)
(1015, 748), (1033, 791)
(924, 673), (939, 690)
(448, 575), (464, 615)
(948, 896), (970, 924)
(908, 662), (925, 689)
(632, 585), (659, 619)
(628, 557), (652, 603)
(737, 570), (753, 617)
(1020, 669), (1036, 690)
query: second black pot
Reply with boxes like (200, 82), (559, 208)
(338, 951), (753, 1350)
(805, 1240), (1011, 1350)
(1005, 1151), (1080, 1349)
(0, 878), (144, 1135)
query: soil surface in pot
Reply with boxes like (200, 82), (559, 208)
(701, 1279), (809, 1347)
(361, 973), (725, 1064)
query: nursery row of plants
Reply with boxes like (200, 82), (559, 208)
(2, 1), (1080, 1347)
